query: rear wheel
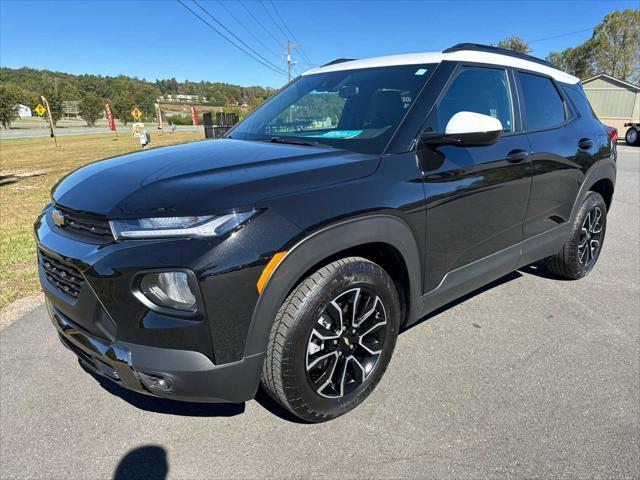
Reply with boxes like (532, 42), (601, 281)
(261, 257), (400, 422)
(545, 191), (607, 279)
(625, 127), (639, 146)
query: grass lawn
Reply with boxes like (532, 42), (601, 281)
(0, 131), (202, 309)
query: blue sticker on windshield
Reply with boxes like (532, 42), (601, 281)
(307, 130), (363, 139)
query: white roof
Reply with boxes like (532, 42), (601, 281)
(303, 50), (580, 84)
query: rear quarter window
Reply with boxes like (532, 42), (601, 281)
(518, 72), (566, 131)
(562, 85), (599, 120)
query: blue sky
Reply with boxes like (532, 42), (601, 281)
(1, 0), (637, 88)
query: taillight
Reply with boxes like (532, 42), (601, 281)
(606, 126), (618, 143)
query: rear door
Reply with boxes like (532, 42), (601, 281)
(419, 65), (532, 292)
(516, 71), (599, 238)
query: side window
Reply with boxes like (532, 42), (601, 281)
(435, 66), (514, 133)
(518, 72), (566, 130)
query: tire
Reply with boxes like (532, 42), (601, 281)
(625, 127), (639, 146)
(545, 191), (607, 279)
(261, 257), (400, 422)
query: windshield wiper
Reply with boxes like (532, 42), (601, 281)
(266, 136), (320, 147)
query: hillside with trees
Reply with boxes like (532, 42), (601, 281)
(0, 66), (275, 127)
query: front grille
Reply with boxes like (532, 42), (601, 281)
(40, 250), (85, 298)
(55, 205), (112, 238)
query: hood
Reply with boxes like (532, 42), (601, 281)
(52, 139), (379, 217)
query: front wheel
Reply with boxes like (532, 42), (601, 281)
(625, 127), (639, 146)
(545, 191), (607, 279)
(261, 257), (400, 422)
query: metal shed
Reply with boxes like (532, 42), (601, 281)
(582, 73), (640, 134)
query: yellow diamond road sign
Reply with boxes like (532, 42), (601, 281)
(131, 107), (142, 119)
(34, 104), (46, 116)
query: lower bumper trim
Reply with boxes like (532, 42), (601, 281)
(48, 301), (264, 404)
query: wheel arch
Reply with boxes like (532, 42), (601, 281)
(589, 178), (614, 210)
(571, 160), (616, 221)
(243, 214), (423, 357)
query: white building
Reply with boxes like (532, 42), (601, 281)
(14, 104), (32, 118)
(157, 94), (207, 104)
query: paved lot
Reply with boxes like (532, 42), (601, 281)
(1, 147), (639, 479)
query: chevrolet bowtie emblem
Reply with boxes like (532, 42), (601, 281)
(51, 209), (65, 227)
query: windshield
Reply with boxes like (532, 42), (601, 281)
(229, 64), (435, 154)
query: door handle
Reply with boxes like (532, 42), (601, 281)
(506, 149), (529, 163)
(578, 138), (593, 150)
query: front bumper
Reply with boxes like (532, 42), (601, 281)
(48, 299), (264, 403)
(35, 203), (301, 403)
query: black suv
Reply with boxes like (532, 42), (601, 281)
(35, 44), (616, 422)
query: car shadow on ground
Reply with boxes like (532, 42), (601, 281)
(403, 261), (561, 333)
(402, 270), (524, 333)
(519, 260), (572, 280)
(83, 364), (245, 417)
(83, 362), (308, 423)
(113, 445), (168, 480)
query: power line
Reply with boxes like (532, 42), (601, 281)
(258, 0), (288, 41)
(191, 0), (286, 73)
(176, 0), (287, 76)
(528, 27), (593, 44)
(238, 0), (282, 47)
(269, 0), (315, 67)
(216, 0), (282, 61)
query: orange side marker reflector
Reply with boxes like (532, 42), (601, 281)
(256, 251), (287, 294)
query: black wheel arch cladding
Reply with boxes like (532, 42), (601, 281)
(244, 214), (422, 358)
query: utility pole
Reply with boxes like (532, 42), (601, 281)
(283, 40), (298, 124)
(284, 40), (298, 82)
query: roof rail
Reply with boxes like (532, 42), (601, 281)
(443, 43), (553, 68)
(321, 58), (356, 67)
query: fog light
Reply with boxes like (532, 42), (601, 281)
(139, 272), (196, 312)
(138, 372), (174, 393)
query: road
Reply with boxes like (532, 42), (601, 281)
(0, 124), (202, 139)
(1, 147), (639, 479)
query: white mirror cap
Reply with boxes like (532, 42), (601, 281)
(445, 111), (503, 135)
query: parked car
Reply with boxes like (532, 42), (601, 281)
(35, 43), (616, 422)
(624, 122), (639, 146)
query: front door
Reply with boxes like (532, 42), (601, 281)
(418, 65), (532, 293)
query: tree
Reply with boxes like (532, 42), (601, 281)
(40, 89), (64, 125)
(590, 8), (640, 83)
(0, 82), (25, 129)
(496, 36), (532, 54)
(547, 8), (640, 82)
(79, 92), (103, 126)
(112, 92), (135, 125)
(546, 41), (596, 80)
(248, 96), (264, 110)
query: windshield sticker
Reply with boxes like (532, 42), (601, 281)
(414, 68), (428, 76)
(306, 130), (363, 139)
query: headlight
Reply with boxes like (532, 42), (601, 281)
(139, 271), (197, 312)
(109, 211), (256, 240)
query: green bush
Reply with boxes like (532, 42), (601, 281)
(166, 116), (193, 125)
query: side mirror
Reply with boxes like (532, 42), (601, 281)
(421, 111), (503, 146)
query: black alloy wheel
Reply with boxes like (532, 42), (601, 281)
(305, 287), (388, 399)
